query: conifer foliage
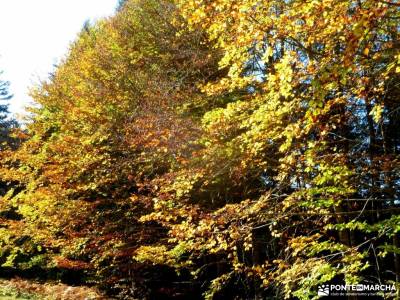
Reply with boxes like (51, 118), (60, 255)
(0, 72), (16, 148)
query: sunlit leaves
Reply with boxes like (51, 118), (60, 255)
(0, 0), (399, 298)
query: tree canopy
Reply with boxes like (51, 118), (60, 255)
(1, 0), (400, 299)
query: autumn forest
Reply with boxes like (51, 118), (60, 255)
(0, 0), (400, 299)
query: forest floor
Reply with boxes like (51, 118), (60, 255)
(0, 278), (106, 299)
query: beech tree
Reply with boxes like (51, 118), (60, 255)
(0, 0), (399, 299)
(0, 0), (221, 297)
(138, 0), (400, 298)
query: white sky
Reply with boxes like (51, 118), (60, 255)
(0, 0), (118, 118)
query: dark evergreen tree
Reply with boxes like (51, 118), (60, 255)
(0, 71), (17, 148)
(116, 0), (128, 11)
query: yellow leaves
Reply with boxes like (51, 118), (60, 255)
(369, 104), (384, 123)
(287, 234), (321, 257)
(190, 7), (207, 24)
(134, 243), (192, 269)
(243, 233), (253, 251)
(394, 54), (400, 73)
(276, 54), (294, 98)
(306, 18), (314, 27)
(262, 46), (274, 62)
(134, 245), (169, 264)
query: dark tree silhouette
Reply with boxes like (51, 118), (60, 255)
(0, 70), (17, 148)
(117, 0), (128, 11)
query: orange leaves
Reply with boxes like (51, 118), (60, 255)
(54, 257), (92, 271)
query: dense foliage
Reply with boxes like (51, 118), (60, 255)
(0, 71), (18, 199)
(1, 0), (400, 299)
